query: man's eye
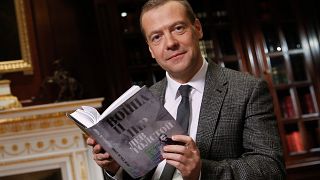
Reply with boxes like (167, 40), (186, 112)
(175, 25), (185, 33)
(151, 34), (161, 43)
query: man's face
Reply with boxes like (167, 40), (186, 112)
(141, 1), (203, 83)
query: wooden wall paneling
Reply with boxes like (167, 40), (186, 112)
(42, 0), (108, 100)
(225, 0), (252, 74)
(3, 0), (117, 105)
(93, 0), (131, 107)
(228, 0), (262, 76)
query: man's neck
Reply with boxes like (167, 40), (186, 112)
(169, 58), (204, 84)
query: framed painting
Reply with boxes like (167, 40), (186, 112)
(0, 0), (34, 74)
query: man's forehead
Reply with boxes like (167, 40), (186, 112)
(141, 2), (188, 33)
(142, 1), (186, 18)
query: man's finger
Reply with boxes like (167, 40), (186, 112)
(172, 135), (196, 149)
(86, 137), (96, 146)
(93, 144), (104, 153)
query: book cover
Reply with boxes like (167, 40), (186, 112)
(67, 86), (184, 178)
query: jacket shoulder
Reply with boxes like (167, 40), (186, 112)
(221, 66), (264, 88)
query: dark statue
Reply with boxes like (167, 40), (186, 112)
(40, 59), (83, 102)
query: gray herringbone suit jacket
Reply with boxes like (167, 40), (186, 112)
(148, 61), (285, 180)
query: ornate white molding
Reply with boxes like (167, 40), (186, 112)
(0, 129), (84, 160)
(0, 98), (104, 180)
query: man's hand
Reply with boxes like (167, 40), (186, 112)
(162, 135), (201, 180)
(86, 137), (120, 175)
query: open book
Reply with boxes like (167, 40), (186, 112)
(69, 85), (141, 128)
(67, 85), (184, 178)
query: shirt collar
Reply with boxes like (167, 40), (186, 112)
(166, 57), (208, 99)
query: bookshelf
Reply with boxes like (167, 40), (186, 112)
(249, 0), (320, 170)
(194, 0), (320, 174)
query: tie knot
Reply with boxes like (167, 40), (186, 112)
(178, 85), (191, 98)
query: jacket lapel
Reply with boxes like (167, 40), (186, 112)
(196, 62), (228, 158)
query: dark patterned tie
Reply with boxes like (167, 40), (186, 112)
(159, 85), (191, 180)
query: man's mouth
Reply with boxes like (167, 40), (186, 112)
(167, 52), (186, 60)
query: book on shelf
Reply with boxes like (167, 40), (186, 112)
(67, 85), (184, 178)
(281, 96), (295, 118)
(271, 66), (288, 84)
(303, 93), (315, 114)
(199, 40), (215, 59)
(286, 131), (305, 153)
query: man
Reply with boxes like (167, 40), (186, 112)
(87, 0), (286, 179)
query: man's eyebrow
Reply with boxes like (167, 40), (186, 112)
(146, 30), (162, 42)
(169, 21), (188, 28)
(146, 21), (189, 39)
(148, 30), (162, 38)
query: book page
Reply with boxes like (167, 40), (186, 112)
(99, 85), (141, 121)
(70, 109), (96, 127)
(82, 106), (100, 122)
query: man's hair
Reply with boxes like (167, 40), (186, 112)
(139, 0), (196, 37)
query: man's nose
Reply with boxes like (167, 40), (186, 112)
(165, 33), (178, 50)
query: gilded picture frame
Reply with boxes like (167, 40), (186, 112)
(0, 0), (33, 74)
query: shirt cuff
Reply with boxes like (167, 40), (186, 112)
(104, 167), (123, 180)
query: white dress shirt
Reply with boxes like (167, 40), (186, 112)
(152, 58), (208, 180)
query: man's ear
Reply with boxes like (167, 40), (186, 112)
(148, 46), (155, 58)
(194, 19), (203, 39)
